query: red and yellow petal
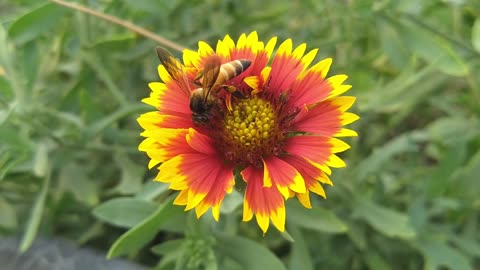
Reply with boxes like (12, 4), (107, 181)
(288, 65), (333, 108)
(282, 155), (332, 208)
(241, 166), (286, 233)
(138, 128), (192, 166)
(147, 75), (191, 116)
(157, 152), (234, 219)
(293, 96), (359, 137)
(137, 111), (192, 130)
(196, 165), (235, 221)
(186, 128), (217, 155)
(284, 135), (351, 174)
(267, 39), (304, 95)
(265, 40), (319, 96)
(263, 156), (306, 199)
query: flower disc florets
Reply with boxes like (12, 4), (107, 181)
(217, 95), (284, 167)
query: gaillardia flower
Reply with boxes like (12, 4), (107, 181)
(138, 32), (358, 233)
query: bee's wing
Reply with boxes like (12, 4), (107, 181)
(156, 47), (191, 97)
(201, 55), (221, 103)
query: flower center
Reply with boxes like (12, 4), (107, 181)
(219, 96), (285, 167)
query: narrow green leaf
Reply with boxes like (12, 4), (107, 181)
(88, 33), (136, 52)
(151, 239), (186, 256)
(0, 124), (32, 179)
(107, 198), (182, 258)
(286, 202), (348, 233)
(80, 52), (128, 107)
(215, 234), (287, 270)
(397, 18), (468, 76)
(377, 18), (410, 69)
(426, 144), (467, 196)
(151, 240), (186, 270)
(111, 152), (144, 195)
(355, 131), (427, 180)
(8, 3), (67, 45)
(121, 0), (164, 13)
(0, 76), (13, 101)
(0, 196), (17, 229)
(472, 18), (480, 53)
(414, 237), (471, 270)
(33, 143), (48, 177)
(352, 198), (416, 239)
(288, 226), (314, 270)
(364, 251), (392, 270)
(93, 197), (157, 228)
(280, 230), (295, 243)
(20, 170), (51, 252)
(135, 181), (169, 201)
(451, 149), (480, 201)
(58, 163), (99, 206)
(451, 236), (480, 257)
(426, 117), (480, 146)
(86, 104), (149, 137)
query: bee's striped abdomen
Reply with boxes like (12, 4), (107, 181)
(218, 59), (252, 82)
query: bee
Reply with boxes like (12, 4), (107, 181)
(156, 47), (252, 125)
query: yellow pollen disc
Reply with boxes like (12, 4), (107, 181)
(222, 97), (283, 166)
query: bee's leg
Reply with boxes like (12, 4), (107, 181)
(225, 94), (233, 112)
(220, 85), (245, 99)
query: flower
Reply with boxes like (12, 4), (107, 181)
(137, 32), (359, 233)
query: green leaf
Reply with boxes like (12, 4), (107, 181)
(426, 117), (480, 146)
(377, 18), (410, 69)
(151, 239), (186, 255)
(33, 143), (48, 177)
(286, 201), (348, 234)
(220, 190), (243, 214)
(0, 196), (17, 229)
(8, 3), (67, 45)
(364, 251), (392, 270)
(352, 198), (416, 239)
(426, 144), (467, 196)
(89, 33), (136, 52)
(86, 104), (148, 137)
(135, 181), (169, 201)
(288, 226), (314, 270)
(396, 18), (468, 76)
(414, 237), (471, 270)
(58, 163), (99, 206)
(355, 131), (427, 181)
(120, 0), (164, 13)
(107, 198), (183, 258)
(111, 152), (144, 195)
(472, 18), (480, 53)
(151, 240), (186, 270)
(0, 124), (32, 179)
(93, 197), (157, 228)
(20, 171), (51, 252)
(215, 234), (287, 270)
(451, 149), (480, 201)
(0, 76), (13, 101)
(451, 236), (480, 257)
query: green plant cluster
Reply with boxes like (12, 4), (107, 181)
(1, 0), (480, 269)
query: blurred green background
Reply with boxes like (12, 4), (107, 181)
(1, 0), (480, 269)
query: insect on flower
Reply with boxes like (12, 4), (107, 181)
(138, 32), (359, 233)
(156, 47), (251, 125)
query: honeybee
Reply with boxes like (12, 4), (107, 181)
(156, 47), (251, 125)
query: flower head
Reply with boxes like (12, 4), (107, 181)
(138, 32), (358, 233)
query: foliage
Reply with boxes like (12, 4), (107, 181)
(1, 0), (480, 269)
